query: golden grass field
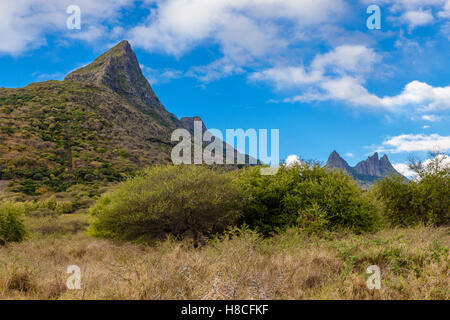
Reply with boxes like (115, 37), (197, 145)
(0, 212), (448, 300)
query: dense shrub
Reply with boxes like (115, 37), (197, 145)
(89, 165), (244, 243)
(376, 168), (449, 226)
(0, 201), (27, 243)
(238, 164), (380, 235)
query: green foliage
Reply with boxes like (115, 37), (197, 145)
(238, 164), (381, 235)
(0, 80), (174, 196)
(0, 201), (27, 242)
(376, 171), (449, 226)
(89, 165), (244, 243)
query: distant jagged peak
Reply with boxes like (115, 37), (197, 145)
(354, 152), (381, 176)
(326, 150), (351, 171)
(65, 40), (165, 112)
(369, 152), (379, 161)
(325, 151), (404, 187)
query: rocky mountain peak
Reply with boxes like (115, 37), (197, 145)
(326, 151), (404, 187)
(380, 154), (397, 173)
(355, 152), (381, 176)
(65, 40), (164, 112)
(326, 150), (351, 171)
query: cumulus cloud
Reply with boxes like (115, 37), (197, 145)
(251, 45), (378, 93)
(129, 0), (346, 80)
(360, 0), (450, 30)
(438, 0), (450, 17)
(401, 10), (434, 29)
(0, 0), (133, 55)
(284, 154), (302, 166)
(130, 0), (345, 54)
(393, 163), (417, 178)
(441, 21), (450, 39)
(252, 45), (450, 112)
(376, 134), (450, 153)
(394, 154), (450, 178)
(421, 114), (442, 122)
(345, 152), (354, 157)
(186, 58), (245, 82)
(140, 64), (183, 84)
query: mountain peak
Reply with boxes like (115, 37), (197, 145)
(354, 152), (382, 176)
(330, 150), (339, 157)
(370, 152), (379, 159)
(326, 150), (351, 171)
(65, 40), (164, 112)
(326, 151), (404, 187)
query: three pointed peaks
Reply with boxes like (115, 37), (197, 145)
(326, 151), (400, 179)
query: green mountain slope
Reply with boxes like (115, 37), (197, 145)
(0, 41), (192, 195)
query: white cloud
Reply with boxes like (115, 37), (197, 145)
(360, 0), (449, 30)
(345, 152), (354, 157)
(365, 0), (445, 11)
(379, 81), (450, 111)
(251, 45), (380, 100)
(401, 10), (434, 29)
(393, 163), (417, 178)
(129, 0), (346, 80)
(130, 0), (345, 54)
(312, 45), (380, 75)
(250, 66), (322, 88)
(376, 134), (450, 153)
(422, 125), (430, 129)
(252, 45), (450, 112)
(140, 64), (183, 84)
(394, 154), (450, 178)
(441, 21), (450, 39)
(284, 154), (302, 166)
(438, 0), (450, 18)
(0, 0), (133, 55)
(421, 114), (442, 122)
(186, 58), (245, 82)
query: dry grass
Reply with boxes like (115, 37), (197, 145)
(0, 215), (448, 300)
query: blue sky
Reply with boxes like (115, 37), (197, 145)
(0, 0), (449, 176)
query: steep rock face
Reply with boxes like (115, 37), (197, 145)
(326, 151), (352, 172)
(65, 40), (179, 129)
(380, 154), (399, 175)
(354, 152), (382, 176)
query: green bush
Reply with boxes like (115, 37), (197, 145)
(0, 201), (27, 243)
(89, 165), (244, 243)
(238, 164), (380, 235)
(376, 170), (449, 226)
